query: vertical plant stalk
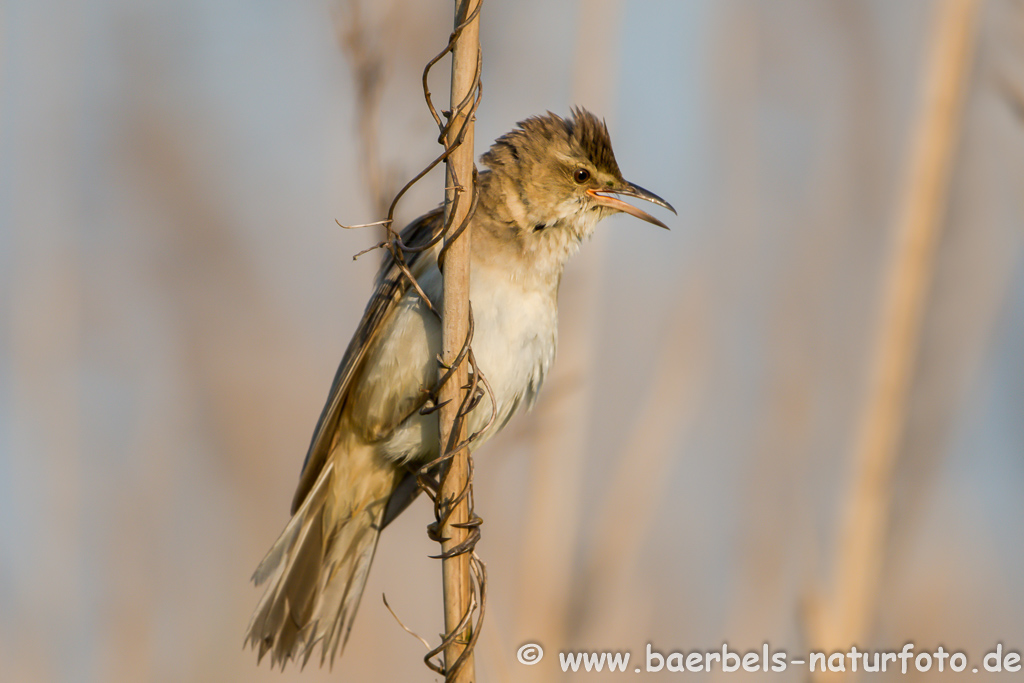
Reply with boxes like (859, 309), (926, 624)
(438, 1), (481, 681)
(337, 0), (392, 221)
(815, 0), (981, 664)
(513, 0), (623, 671)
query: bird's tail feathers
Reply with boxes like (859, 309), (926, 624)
(245, 447), (398, 670)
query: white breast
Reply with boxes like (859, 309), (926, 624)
(465, 263), (558, 441)
(375, 262), (557, 464)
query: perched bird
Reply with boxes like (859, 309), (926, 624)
(246, 108), (674, 669)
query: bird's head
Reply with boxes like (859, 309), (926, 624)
(480, 108), (675, 241)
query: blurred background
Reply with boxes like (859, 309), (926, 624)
(2, 0), (1023, 681)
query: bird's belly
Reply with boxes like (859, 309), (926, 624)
(463, 276), (557, 441)
(378, 271), (556, 463)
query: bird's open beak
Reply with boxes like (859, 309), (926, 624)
(587, 182), (676, 230)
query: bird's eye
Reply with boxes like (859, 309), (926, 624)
(573, 168), (591, 184)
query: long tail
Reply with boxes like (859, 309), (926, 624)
(245, 444), (399, 670)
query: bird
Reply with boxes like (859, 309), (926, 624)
(245, 107), (675, 669)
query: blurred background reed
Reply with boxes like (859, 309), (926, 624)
(1, 1), (1022, 681)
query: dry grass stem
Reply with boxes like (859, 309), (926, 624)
(436, 2), (482, 682)
(334, 2), (486, 679)
(812, 0), (982, 672)
(336, 0), (399, 223)
(512, 2), (623, 676)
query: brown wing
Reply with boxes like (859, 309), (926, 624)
(290, 208), (444, 513)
